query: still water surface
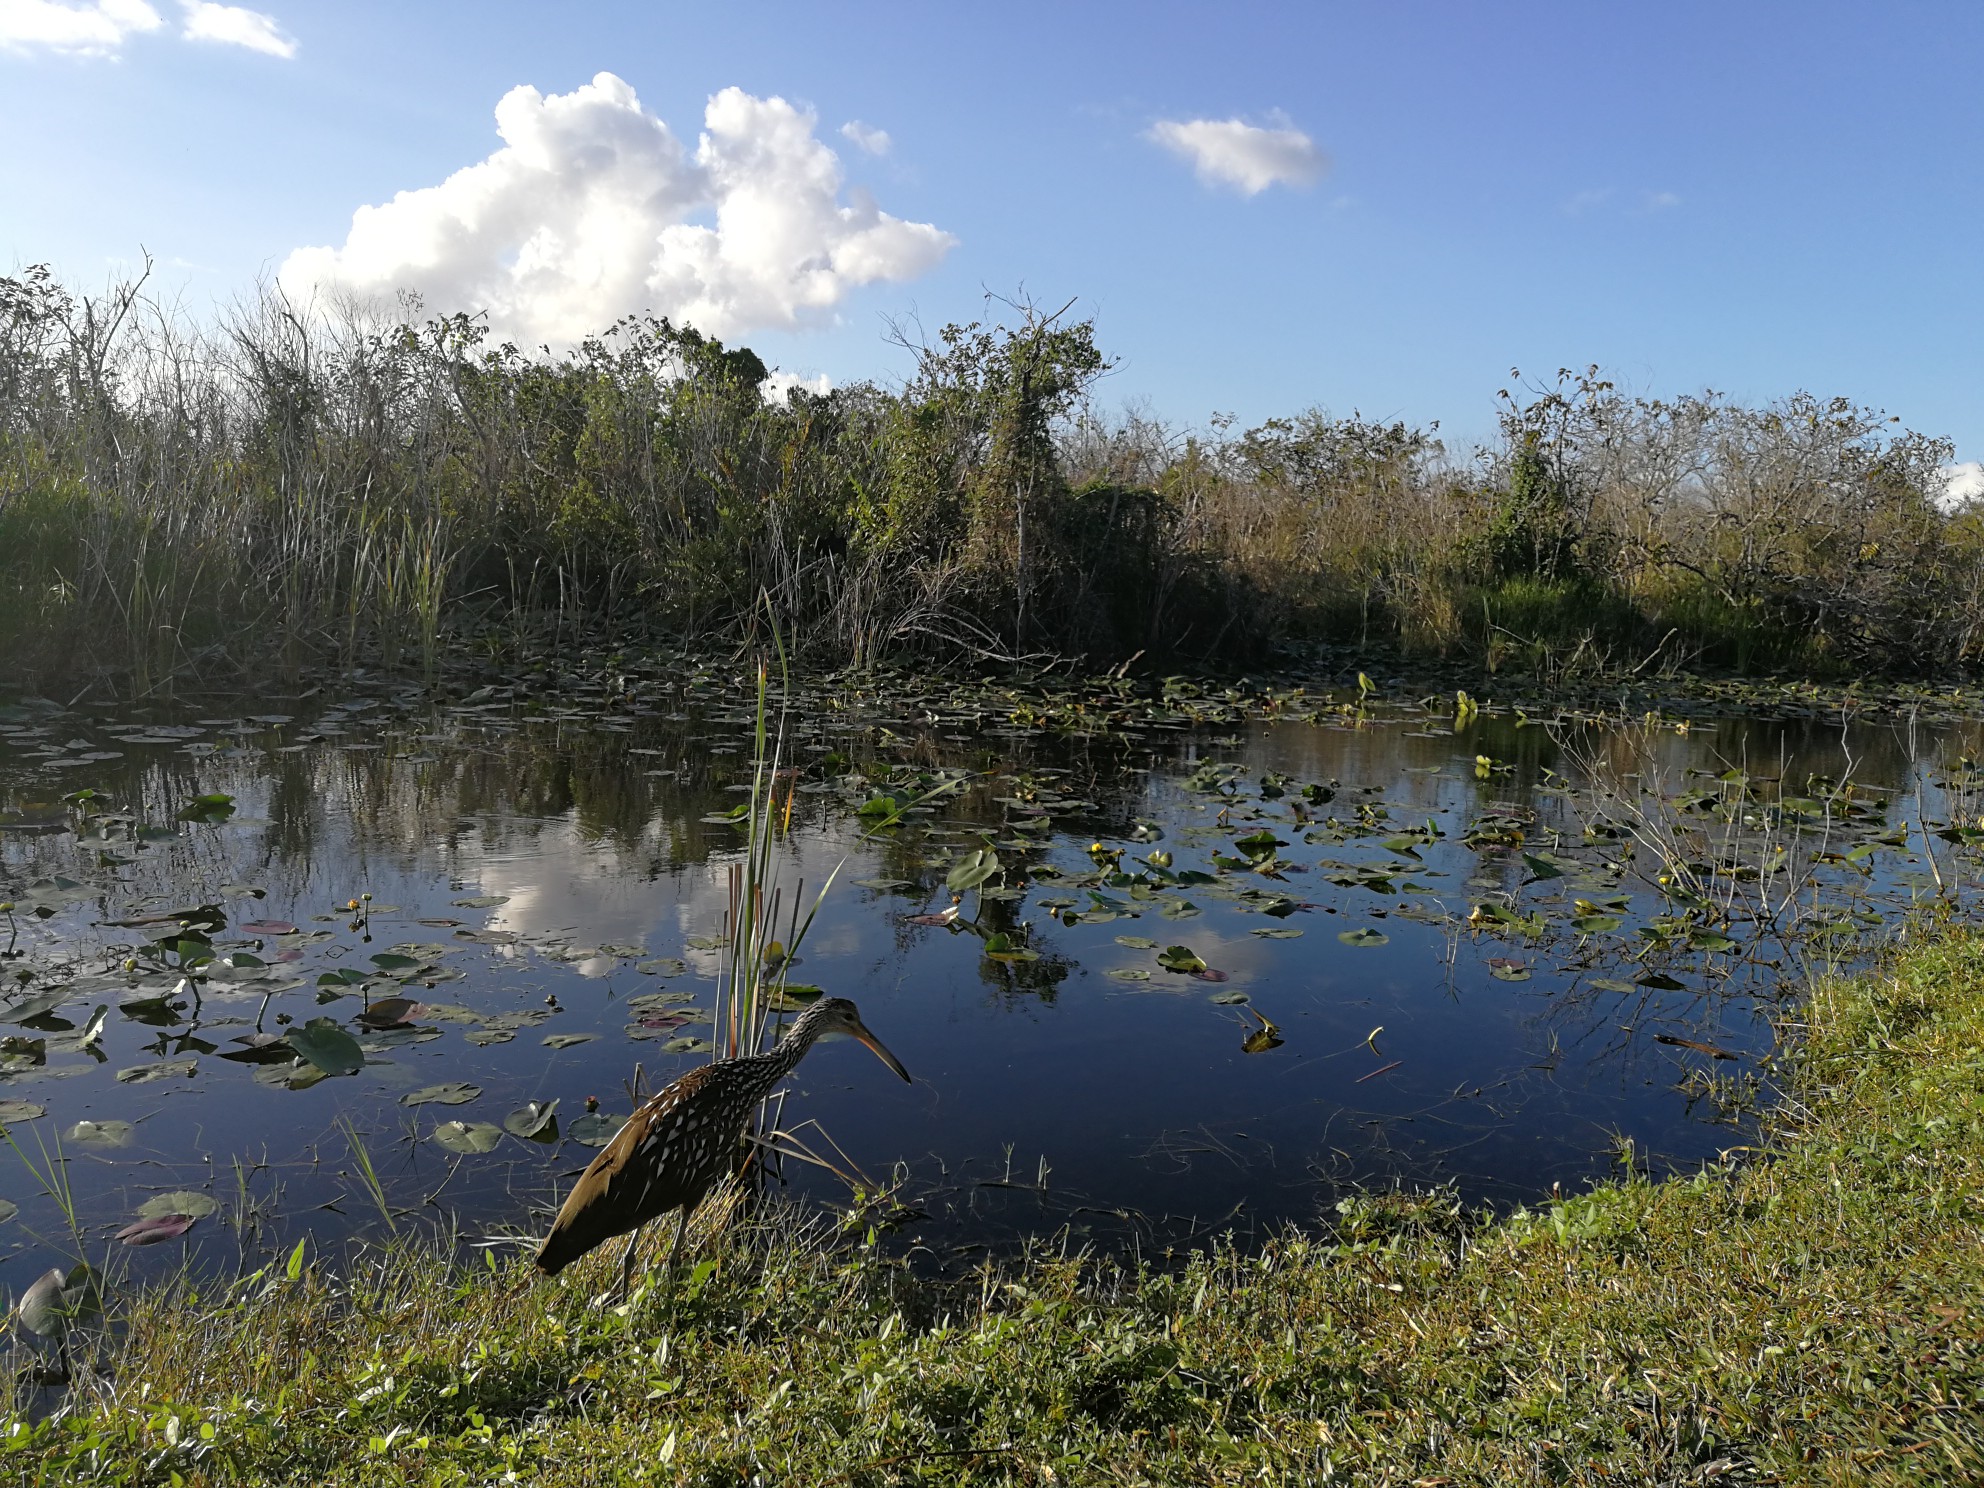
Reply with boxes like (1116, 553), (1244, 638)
(1, 675), (1976, 1285)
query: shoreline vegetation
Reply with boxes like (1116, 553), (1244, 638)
(5, 262), (1984, 698)
(6, 926), (1982, 1483)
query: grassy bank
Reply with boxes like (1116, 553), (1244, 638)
(9, 932), (1984, 1484)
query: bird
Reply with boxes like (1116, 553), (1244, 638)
(534, 995), (910, 1292)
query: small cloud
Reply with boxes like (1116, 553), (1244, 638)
(178, 1), (293, 57)
(1562, 187), (1613, 217)
(839, 120), (891, 156)
(1939, 462), (1984, 513)
(281, 74), (956, 346)
(0, 0), (163, 57)
(1147, 113), (1327, 196)
(760, 369), (834, 405)
(1644, 190), (1682, 211)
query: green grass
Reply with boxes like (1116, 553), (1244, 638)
(11, 930), (1984, 1484)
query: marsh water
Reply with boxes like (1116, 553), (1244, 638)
(3, 663), (1981, 1289)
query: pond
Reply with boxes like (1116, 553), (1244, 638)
(2, 663), (1980, 1287)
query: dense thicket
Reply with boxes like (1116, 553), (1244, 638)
(2, 262), (1978, 692)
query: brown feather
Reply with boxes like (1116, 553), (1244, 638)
(532, 996), (909, 1278)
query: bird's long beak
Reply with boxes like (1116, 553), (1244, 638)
(852, 1022), (911, 1083)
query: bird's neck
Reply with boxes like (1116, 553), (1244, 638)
(757, 1005), (829, 1080)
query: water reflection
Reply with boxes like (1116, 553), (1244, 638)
(0, 685), (1977, 1291)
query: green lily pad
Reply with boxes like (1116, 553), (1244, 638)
(137, 1191), (219, 1220)
(541, 1033), (594, 1050)
(1251, 927), (1304, 939)
(285, 1020), (364, 1076)
(1338, 928), (1389, 947)
(65, 1119), (134, 1148)
(401, 1081), (481, 1107)
(568, 1112), (626, 1147)
(503, 1100), (560, 1139)
(116, 1059), (198, 1084)
(1209, 990), (1250, 1005)
(0, 1099), (46, 1122)
(1107, 968), (1152, 981)
(1114, 935), (1158, 949)
(431, 1120), (503, 1155)
(1157, 945), (1208, 973)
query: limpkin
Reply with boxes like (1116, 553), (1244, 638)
(534, 996), (910, 1290)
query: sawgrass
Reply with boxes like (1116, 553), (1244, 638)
(9, 928), (1984, 1484)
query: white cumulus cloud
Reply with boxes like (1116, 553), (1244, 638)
(1147, 114), (1327, 196)
(280, 74), (956, 347)
(1939, 462), (1984, 513)
(839, 120), (891, 156)
(0, 0), (163, 56)
(179, 1), (293, 57)
(759, 368), (834, 405)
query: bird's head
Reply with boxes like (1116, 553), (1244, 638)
(803, 996), (911, 1083)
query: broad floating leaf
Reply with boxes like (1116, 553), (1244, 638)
(1338, 928), (1390, 947)
(285, 1020), (364, 1077)
(17, 1264), (98, 1339)
(431, 1120), (503, 1154)
(568, 1112), (625, 1147)
(116, 1213), (197, 1246)
(0, 1098), (46, 1123)
(503, 1100), (560, 1139)
(1157, 945), (1208, 973)
(65, 1119), (133, 1148)
(116, 1059), (198, 1084)
(402, 1081), (481, 1107)
(137, 1191), (219, 1220)
(174, 792), (236, 825)
(945, 847), (1001, 892)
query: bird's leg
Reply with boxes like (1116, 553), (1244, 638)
(616, 1222), (645, 1301)
(663, 1202), (693, 1280)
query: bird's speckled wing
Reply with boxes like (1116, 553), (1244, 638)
(534, 1063), (730, 1275)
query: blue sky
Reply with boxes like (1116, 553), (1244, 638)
(3, 1), (1979, 463)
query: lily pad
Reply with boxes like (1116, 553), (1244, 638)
(541, 1033), (595, 1050)
(17, 1264), (98, 1338)
(450, 895), (510, 909)
(1107, 968), (1153, 981)
(285, 1020), (364, 1077)
(116, 1213), (198, 1246)
(65, 1119), (134, 1148)
(137, 1191), (219, 1220)
(1337, 928), (1390, 947)
(116, 1059), (198, 1084)
(1209, 990), (1251, 1005)
(401, 1081), (481, 1107)
(431, 1120), (503, 1155)
(503, 1100), (560, 1139)
(0, 1099), (46, 1123)
(568, 1112), (626, 1147)
(1114, 935), (1158, 949)
(1157, 945), (1209, 973)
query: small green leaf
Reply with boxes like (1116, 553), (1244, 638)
(1338, 928), (1390, 947)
